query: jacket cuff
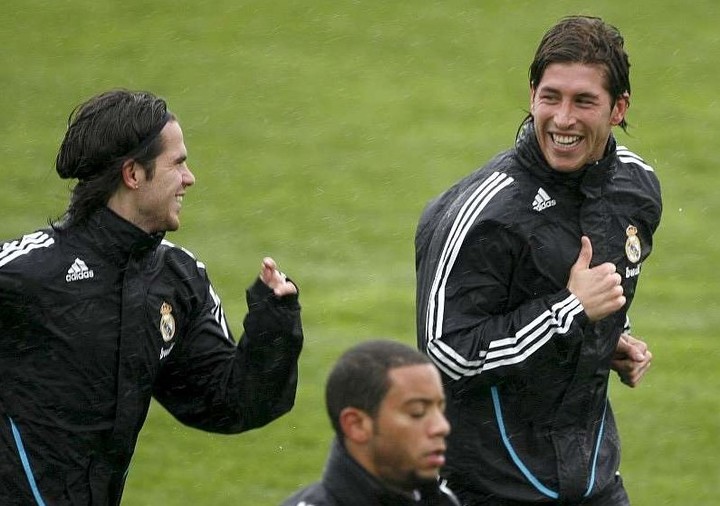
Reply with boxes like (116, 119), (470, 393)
(553, 288), (590, 328)
(246, 276), (300, 309)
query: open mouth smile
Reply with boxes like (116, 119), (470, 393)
(551, 133), (582, 147)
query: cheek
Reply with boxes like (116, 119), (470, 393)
(591, 119), (613, 141)
(531, 108), (554, 130)
(380, 419), (417, 449)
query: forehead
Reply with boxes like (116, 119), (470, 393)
(385, 364), (444, 403)
(157, 121), (186, 157)
(535, 62), (611, 96)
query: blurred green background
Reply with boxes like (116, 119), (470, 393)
(1, 1), (718, 504)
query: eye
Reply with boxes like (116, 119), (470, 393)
(538, 92), (559, 102)
(407, 404), (428, 419)
(576, 96), (597, 107)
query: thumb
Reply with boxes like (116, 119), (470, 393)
(260, 257), (277, 284)
(262, 257), (277, 271)
(573, 236), (593, 270)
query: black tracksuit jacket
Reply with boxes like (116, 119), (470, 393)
(415, 124), (662, 503)
(0, 207), (304, 505)
(281, 439), (461, 506)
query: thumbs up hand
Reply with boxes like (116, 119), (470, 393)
(567, 236), (625, 322)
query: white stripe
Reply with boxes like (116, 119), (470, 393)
(617, 146), (654, 172)
(431, 295), (583, 378)
(618, 155), (654, 172)
(488, 295), (580, 352)
(423, 172), (514, 377)
(425, 172), (514, 346)
(162, 239), (207, 270)
(428, 346), (464, 380)
(434, 180), (515, 338)
(426, 173), (512, 344)
(484, 299), (584, 370)
(0, 232), (50, 258)
(162, 238), (227, 338)
(623, 315), (631, 332)
(0, 233), (55, 268)
(422, 171), (585, 378)
(428, 340), (486, 380)
(208, 284), (231, 340)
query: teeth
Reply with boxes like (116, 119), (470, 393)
(552, 134), (581, 146)
(176, 195), (183, 203)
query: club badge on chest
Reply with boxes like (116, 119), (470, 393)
(625, 225), (641, 263)
(160, 302), (176, 342)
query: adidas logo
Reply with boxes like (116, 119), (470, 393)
(66, 257), (95, 282)
(532, 187), (556, 211)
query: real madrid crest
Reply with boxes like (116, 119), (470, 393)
(625, 225), (641, 263)
(159, 302), (176, 343)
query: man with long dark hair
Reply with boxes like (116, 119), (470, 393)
(0, 89), (304, 505)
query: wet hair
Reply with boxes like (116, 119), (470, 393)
(527, 15), (631, 131)
(55, 89), (174, 226)
(325, 340), (432, 438)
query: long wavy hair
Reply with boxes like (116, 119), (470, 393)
(55, 89), (174, 227)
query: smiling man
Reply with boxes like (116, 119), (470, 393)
(415, 16), (662, 505)
(282, 340), (460, 506)
(0, 89), (304, 505)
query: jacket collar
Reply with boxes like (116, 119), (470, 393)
(515, 120), (617, 191)
(74, 207), (165, 265)
(322, 438), (449, 505)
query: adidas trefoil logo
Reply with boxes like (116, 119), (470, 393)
(532, 187), (556, 211)
(66, 257), (95, 282)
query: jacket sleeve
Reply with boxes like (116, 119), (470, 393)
(152, 272), (303, 434)
(418, 219), (589, 390)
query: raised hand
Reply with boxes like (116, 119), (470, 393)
(260, 257), (297, 297)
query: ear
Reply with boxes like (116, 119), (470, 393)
(120, 159), (142, 190)
(610, 92), (630, 126)
(339, 407), (373, 444)
(529, 83), (537, 112)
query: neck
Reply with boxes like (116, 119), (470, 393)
(344, 440), (416, 496)
(107, 191), (146, 233)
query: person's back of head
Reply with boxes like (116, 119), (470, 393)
(55, 89), (174, 226)
(528, 15), (631, 130)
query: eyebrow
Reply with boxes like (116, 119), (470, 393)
(403, 397), (444, 408)
(538, 86), (601, 100)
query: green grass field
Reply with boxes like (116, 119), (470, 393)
(2, 1), (719, 504)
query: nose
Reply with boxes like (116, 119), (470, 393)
(429, 408), (451, 438)
(554, 99), (576, 129)
(182, 165), (196, 187)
